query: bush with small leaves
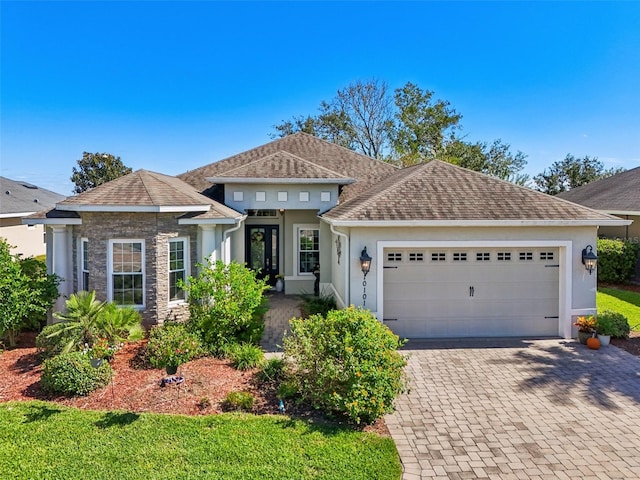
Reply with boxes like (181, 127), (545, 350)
(277, 380), (300, 400)
(597, 310), (630, 339)
(228, 343), (264, 371)
(146, 322), (204, 369)
(225, 391), (255, 411)
(41, 351), (112, 396)
(283, 306), (407, 424)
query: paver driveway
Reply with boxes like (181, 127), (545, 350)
(385, 339), (640, 480)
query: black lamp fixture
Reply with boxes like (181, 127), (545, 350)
(359, 247), (372, 306)
(582, 245), (598, 275)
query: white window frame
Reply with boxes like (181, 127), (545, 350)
(299, 191), (310, 202)
(107, 239), (145, 309)
(168, 237), (189, 305)
(278, 191), (288, 202)
(255, 191), (266, 202)
(78, 237), (89, 291)
(294, 224), (319, 276)
(233, 191), (244, 202)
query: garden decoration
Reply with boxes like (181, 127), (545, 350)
(586, 334), (601, 350)
(574, 315), (597, 345)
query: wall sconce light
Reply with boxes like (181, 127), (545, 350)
(359, 247), (372, 306)
(582, 245), (597, 275)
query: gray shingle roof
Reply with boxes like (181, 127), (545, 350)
(322, 160), (620, 222)
(56, 170), (240, 218)
(0, 177), (65, 216)
(206, 150), (355, 183)
(178, 132), (397, 201)
(556, 166), (640, 213)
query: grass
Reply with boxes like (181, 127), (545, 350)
(597, 287), (640, 331)
(0, 401), (401, 480)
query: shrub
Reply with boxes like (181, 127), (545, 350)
(224, 391), (255, 411)
(258, 357), (286, 383)
(597, 310), (630, 339)
(277, 379), (300, 399)
(146, 322), (204, 368)
(597, 238), (640, 283)
(36, 323), (82, 359)
(283, 306), (407, 424)
(41, 351), (112, 396)
(183, 260), (269, 354)
(228, 343), (264, 371)
(300, 291), (337, 318)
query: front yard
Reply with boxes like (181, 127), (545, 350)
(0, 400), (401, 480)
(597, 286), (640, 332)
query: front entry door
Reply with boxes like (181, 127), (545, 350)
(246, 225), (279, 285)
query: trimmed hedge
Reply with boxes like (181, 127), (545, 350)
(41, 352), (112, 396)
(597, 238), (639, 283)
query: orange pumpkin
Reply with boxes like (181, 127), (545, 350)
(586, 336), (601, 350)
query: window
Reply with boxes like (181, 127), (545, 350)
(321, 191), (331, 202)
(233, 191), (244, 201)
(278, 191), (288, 202)
(297, 227), (319, 274)
(519, 252), (533, 261)
(247, 209), (277, 217)
(497, 252), (511, 261)
(476, 252), (490, 261)
(540, 252), (554, 260)
(109, 240), (144, 307)
(255, 191), (266, 202)
(169, 238), (188, 303)
(431, 252), (446, 262)
(387, 252), (402, 262)
(453, 252), (468, 262)
(80, 238), (89, 290)
(409, 252), (424, 262)
(299, 191), (310, 202)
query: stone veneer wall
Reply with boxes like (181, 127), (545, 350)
(72, 212), (198, 327)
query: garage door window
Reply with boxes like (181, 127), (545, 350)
(497, 252), (511, 261)
(540, 252), (554, 260)
(431, 252), (446, 262)
(453, 252), (467, 262)
(409, 252), (424, 262)
(476, 252), (490, 261)
(519, 252), (533, 261)
(387, 252), (402, 262)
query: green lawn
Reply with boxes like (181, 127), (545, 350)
(597, 288), (640, 331)
(0, 401), (401, 480)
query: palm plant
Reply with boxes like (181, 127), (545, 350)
(49, 291), (106, 353)
(96, 303), (144, 343)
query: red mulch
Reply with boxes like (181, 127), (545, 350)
(0, 332), (389, 435)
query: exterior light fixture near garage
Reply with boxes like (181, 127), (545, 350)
(582, 245), (597, 275)
(360, 247), (372, 306)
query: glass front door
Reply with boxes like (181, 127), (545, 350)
(245, 225), (279, 285)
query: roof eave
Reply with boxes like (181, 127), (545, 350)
(55, 204), (212, 213)
(178, 217), (242, 225)
(597, 210), (640, 217)
(205, 177), (355, 185)
(320, 218), (632, 227)
(0, 212), (37, 218)
(22, 217), (83, 225)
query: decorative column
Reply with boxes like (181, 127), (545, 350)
(50, 225), (73, 313)
(199, 225), (219, 267)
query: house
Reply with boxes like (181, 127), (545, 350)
(556, 166), (639, 241)
(28, 133), (629, 338)
(1, 177), (65, 257)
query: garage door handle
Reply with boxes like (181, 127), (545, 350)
(384, 266), (398, 269)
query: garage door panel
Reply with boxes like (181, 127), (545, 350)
(383, 247), (560, 338)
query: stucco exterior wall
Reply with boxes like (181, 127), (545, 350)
(599, 215), (640, 242)
(1, 218), (46, 257)
(223, 183), (339, 214)
(72, 212), (198, 327)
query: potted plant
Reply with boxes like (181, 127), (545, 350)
(275, 274), (285, 293)
(595, 314), (615, 346)
(146, 323), (203, 375)
(574, 315), (597, 345)
(85, 338), (119, 368)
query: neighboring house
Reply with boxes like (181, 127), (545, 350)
(1, 177), (65, 257)
(28, 133), (629, 338)
(557, 166), (640, 241)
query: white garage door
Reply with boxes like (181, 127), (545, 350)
(383, 247), (560, 338)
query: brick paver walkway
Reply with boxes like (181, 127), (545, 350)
(260, 293), (302, 353)
(386, 338), (640, 480)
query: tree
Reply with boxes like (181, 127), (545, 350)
(0, 239), (59, 347)
(443, 139), (530, 185)
(70, 152), (132, 194)
(272, 79), (529, 182)
(391, 82), (461, 166)
(533, 154), (625, 195)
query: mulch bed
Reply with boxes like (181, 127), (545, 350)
(0, 332), (388, 435)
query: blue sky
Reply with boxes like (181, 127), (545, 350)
(1, 1), (639, 195)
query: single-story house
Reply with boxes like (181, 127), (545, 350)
(1, 176), (65, 257)
(28, 133), (629, 338)
(557, 166), (639, 241)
